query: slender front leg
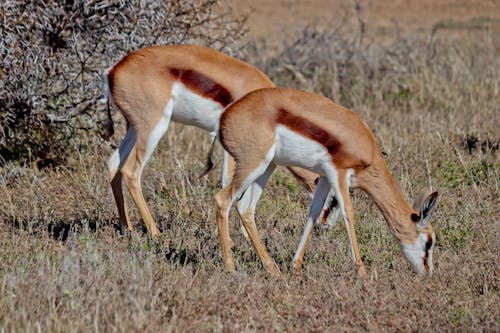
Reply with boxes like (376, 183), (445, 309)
(287, 166), (318, 194)
(292, 176), (331, 274)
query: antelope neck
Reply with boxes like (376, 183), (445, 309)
(357, 161), (418, 244)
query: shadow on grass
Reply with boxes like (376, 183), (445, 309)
(162, 240), (200, 266)
(47, 219), (98, 241)
(3, 214), (215, 269)
(461, 134), (499, 154)
(4, 215), (108, 242)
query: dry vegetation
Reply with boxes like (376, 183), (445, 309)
(0, 0), (499, 331)
(0, 0), (245, 167)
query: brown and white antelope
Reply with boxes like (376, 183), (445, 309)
(213, 87), (439, 277)
(104, 45), (321, 238)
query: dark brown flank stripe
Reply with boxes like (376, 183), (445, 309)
(277, 108), (343, 160)
(170, 68), (233, 107)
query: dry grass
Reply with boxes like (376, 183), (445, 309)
(1, 2), (499, 332)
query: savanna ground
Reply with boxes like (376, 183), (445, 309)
(1, 0), (499, 331)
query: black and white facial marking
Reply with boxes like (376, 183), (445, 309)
(400, 231), (436, 275)
(422, 233), (435, 273)
(402, 191), (439, 275)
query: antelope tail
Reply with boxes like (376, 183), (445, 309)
(199, 137), (217, 178)
(101, 69), (115, 140)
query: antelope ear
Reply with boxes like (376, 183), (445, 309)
(418, 191), (439, 228)
(412, 192), (426, 212)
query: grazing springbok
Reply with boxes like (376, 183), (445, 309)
(104, 45), (321, 238)
(213, 87), (439, 277)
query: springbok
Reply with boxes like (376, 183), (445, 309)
(213, 87), (439, 277)
(104, 45), (321, 238)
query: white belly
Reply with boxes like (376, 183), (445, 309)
(170, 82), (224, 134)
(274, 125), (331, 175)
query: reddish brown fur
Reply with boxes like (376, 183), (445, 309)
(169, 68), (233, 106)
(355, 157), (421, 244)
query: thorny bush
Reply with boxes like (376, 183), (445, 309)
(0, 0), (246, 167)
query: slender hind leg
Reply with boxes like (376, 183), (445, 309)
(335, 170), (367, 277)
(236, 163), (281, 277)
(121, 100), (174, 238)
(108, 127), (136, 234)
(121, 145), (161, 237)
(292, 176), (331, 274)
(223, 150), (249, 240)
(214, 146), (276, 274)
(111, 173), (131, 234)
(221, 150), (234, 188)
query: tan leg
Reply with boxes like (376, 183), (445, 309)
(214, 146), (276, 273)
(236, 164), (281, 277)
(222, 150), (235, 187)
(121, 145), (161, 238)
(337, 172), (367, 277)
(108, 128), (137, 234)
(240, 209), (281, 277)
(110, 172), (133, 234)
(214, 186), (236, 272)
(119, 99), (172, 238)
(223, 150), (244, 244)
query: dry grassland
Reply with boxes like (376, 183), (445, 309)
(0, 0), (499, 331)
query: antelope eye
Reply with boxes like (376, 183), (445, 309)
(411, 213), (420, 222)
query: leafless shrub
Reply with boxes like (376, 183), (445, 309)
(0, 0), (246, 167)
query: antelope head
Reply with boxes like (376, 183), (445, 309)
(400, 191), (439, 275)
